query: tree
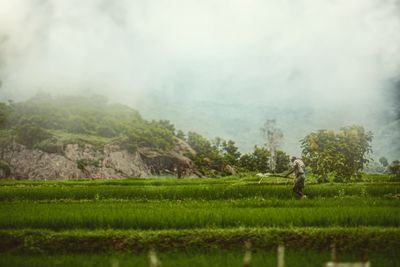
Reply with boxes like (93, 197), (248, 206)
(221, 140), (241, 166)
(187, 132), (215, 157)
(155, 120), (175, 135)
(239, 146), (271, 173)
(15, 124), (52, 149)
(334, 126), (373, 181)
(379, 157), (389, 167)
(176, 130), (186, 140)
(187, 132), (222, 173)
(301, 130), (337, 182)
(275, 150), (290, 173)
(388, 160), (400, 177)
(301, 126), (373, 182)
(260, 119), (283, 172)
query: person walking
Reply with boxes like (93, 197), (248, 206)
(285, 156), (307, 199)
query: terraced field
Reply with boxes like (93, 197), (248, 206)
(0, 175), (399, 266)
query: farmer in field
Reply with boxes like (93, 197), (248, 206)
(285, 156), (307, 199)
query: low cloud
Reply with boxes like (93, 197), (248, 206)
(0, 0), (399, 159)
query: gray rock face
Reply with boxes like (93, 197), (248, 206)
(3, 144), (84, 179)
(0, 139), (197, 180)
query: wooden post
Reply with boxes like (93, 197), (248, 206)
(362, 248), (370, 267)
(243, 241), (252, 267)
(331, 242), (337, 264)
(111, 259), (119, 267)
(362, 248), (368, 262)
(323, 243), (371, 267)
(277, 245), (285, 267)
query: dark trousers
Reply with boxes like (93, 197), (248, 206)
(293, 173), (305, 198)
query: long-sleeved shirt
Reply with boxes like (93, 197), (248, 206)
(292, 159), (305, 176)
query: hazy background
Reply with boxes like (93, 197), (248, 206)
(0, 0), (399, 160)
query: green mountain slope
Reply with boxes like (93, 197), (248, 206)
(1, 94), (177, 153)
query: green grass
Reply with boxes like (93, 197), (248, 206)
(362, 173), (400, 182)
(0, 198), (398, 230)
(1, 174), (397, 186)
(0, 180), (398, 201)
(1, 250), (398, 267)
(49, 129), (113, 147)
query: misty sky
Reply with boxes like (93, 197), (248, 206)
(0, 0), (399, 159)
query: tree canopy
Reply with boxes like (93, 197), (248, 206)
(301, 126), (373, 182)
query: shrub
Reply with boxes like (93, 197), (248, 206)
(15, 124), (52, 149)
(34, 139), (64, 154)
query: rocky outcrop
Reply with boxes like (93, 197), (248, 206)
(139, 138), (198, 178)
(0, 138), (198, 180)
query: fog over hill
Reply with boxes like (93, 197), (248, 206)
(0, 0), (399, 160)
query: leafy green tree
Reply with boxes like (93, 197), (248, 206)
(252, 146), (271, 172)
(388, 160), (400, 177)
(176, 130), (186, 140)
(301, 130), (337, 182)
(239, 146), (270, 173)
(15, 124), (51, 149)
(334, 126), (373, 181)
(301, 126), (373, 182)
(275, 150), (290, 173)
(187, 132), (214, 156)
(379, 157), (389, 167)
(187, 132), (220, 173)
(211, 137), (241, 166)
(155, 120), (175, 135)
(211, 137), (223, 152)
(238, 154), (254, 171)
(127, 121), (175, 152)
(221, 140), (241, 166)
(186, 134), (241, 175)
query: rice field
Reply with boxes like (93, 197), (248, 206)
(0, 199), (399, 230)
(0, 179), (398, 201)
(0, 174), (399, 266)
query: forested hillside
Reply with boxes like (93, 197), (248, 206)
(0, 94), (177, 152)
(0, 94), (200, 179)
(0, 94), (287, 179)
(0, 94), (255, 178)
